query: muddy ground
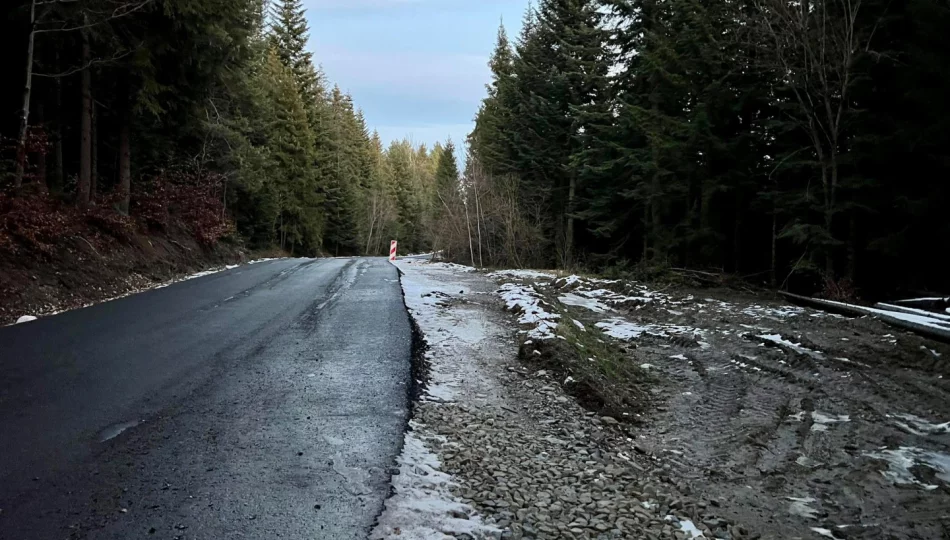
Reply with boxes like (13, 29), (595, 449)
(544, 277), (950, 539)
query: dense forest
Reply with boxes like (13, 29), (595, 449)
(1, 0), (458, 258)
(462, 0), (950, 297)
(3, 0), (948, 298)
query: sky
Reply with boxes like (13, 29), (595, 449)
(304, 0), (531, 156)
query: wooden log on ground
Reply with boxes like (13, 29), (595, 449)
(779, 291), (950, 344)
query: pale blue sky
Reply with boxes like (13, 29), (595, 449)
(304, 0), (530, 154)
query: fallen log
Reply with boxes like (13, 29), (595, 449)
(874, 302), (950, 323)
(779, 291), (950, 344)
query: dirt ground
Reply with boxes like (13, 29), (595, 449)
(0, 224), (252, 325)
(550, 278), (950, 539)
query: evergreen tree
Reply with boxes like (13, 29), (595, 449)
(434, 140), (460, 196)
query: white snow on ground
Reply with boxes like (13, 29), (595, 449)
(811, 527), (843, 540)
(497, 283), (560, 340)
(558, 292), (609, 313)
(487, 269), (556, 281)
(890, 413), (950, 436)
(379, 259), (506, 538)
(371, 428), (499, 539)
(787, 411), (851, 432)
(810, 412), (851, 432)
(864, 447), (950, 490)
(595, 318), (703, 341)
(741, 305), (805, 319)
(15, 315), (37, 324)
(424, 262), (476, 273)
(678, 519), (705, 538)
(757, 333), (823, 358)
(787, 497), (820, 520)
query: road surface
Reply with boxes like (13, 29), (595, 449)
(0, 258), (412, 539)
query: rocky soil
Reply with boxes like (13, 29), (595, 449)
(386, 261), (760, 539)
(386, 261), (950, 540)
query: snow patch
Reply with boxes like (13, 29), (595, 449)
(890, 413), (950, 436)
(810, 412), (851, 432)
(497, 283), (560, 340)
(811, 527), (843, 540)
(559, 293), (609, 313)
(370, 430), (500, 539)
(425, 262), (476, 272)
(678, 519), (705, 538)
(757, 333), (823, 358)
(487, 269), (555, 281)
(787, 497), (819, 520)
(596, 318), (703, 341)
(864, 446), (950, 490)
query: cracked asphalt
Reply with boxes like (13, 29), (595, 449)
(0, 257), (412, 539)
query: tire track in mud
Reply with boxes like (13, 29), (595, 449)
(633, 316), (950, 540)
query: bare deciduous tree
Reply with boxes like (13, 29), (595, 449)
(751, 0), (879, 276)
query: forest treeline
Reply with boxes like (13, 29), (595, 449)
(4, 0), (948, 297)
(1, 0), (458, 257)
(457, 0), (949, 296)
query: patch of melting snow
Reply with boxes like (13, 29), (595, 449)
(741, 305), (805, 319)
(487, 269), (556, 281)
(497, 283), (560, 340)
(757, 333), (823, 358)
(810, 412), (851, 432)
(864, 446), (950, 490)
(425, 262), (476, 272)
(890, 413), (950, 436)
(572, 319), (586, 331)
(559, 292), (610, 313)
(811, 527), (843, 539)
(787, 497), (820, 520)
(98, 420), (142, 442)
(371, 430), (500, 540)
(678, 519), (705, 538)
(595, 318), (703, 341)
(787, 411), (851, 432)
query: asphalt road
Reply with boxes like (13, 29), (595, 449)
(0, 258), (412, 539)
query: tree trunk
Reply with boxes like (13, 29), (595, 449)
(50, 53), (64, 194)
(77, 25), (92, 206)
(35, 103), (47, 192)
(643, 203), (649, 262)
(474, 177), (484, 268)
(846, 213), (856, 282)
(91, 99), (98, 201)
(14, 0), (37, 189)
(564, 172), (576, 266)
(117, 108), (132, 214)
(771, 209), (778, 289)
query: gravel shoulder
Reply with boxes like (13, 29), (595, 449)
(383, 261), (950, 540)
(383, 261), (748, 540)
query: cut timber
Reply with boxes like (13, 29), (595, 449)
(892, 297), (950, 313)
(874, 303), (950, 323)
(779, 292), (950, 344)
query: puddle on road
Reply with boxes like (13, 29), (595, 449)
(98, 420), (142, 442)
